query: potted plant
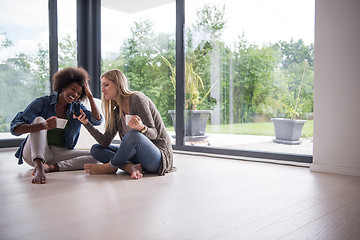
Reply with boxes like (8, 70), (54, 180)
(162, 56), (216, 141)
(271, 62), (307, 145)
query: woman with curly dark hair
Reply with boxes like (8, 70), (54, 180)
(10, 67), (103, 184)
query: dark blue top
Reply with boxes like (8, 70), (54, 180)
(10, 93), (103, 164)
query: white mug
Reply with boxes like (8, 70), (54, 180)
(56, 118), (68, 129)
(125, 115), (133, 125)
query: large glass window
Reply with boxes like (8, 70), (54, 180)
(0, 0), (314, 161)
(180, 0), (314, 157)
(0, 0), (49, 139)
(101, 0), (176, 128)
(58, 0), (77, 68)
(100, 0), (314, 159)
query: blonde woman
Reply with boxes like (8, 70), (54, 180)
(78, 69), (174, 179)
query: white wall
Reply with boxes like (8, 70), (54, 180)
(311, 0), (360, 176)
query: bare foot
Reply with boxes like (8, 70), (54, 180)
(124, 163), (144, 179)
(32, 159), (47, 184)
(84, 163), (117, 175)
(44, 163), (59, 172)
(33, 163), (59, 174)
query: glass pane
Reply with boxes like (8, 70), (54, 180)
(0, 0), (49, 139)
(101, 0), (176, 141)
(183, 0), (314, 156)
(58, 0), (77, 68)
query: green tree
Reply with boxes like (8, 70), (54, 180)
(59, 34), (77, 68)
(0, 32), (14, 49)
(232, 37), (277, 122)
(0, 33), (51, 132)
(0, 52), (36, 130)
(32, 44), (50, 96)
(273, 38), (314, 69)
(186, 3), (227, 124)
(118, 19), (175, 126)
(193, 3), (227, 39)
(270, 39), (314, 118)
(277, 60), (314, 118)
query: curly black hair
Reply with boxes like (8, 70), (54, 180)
(52, 67), (89, 101)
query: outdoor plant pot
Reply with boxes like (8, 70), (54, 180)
(271, 118), (307, 145)
(168, 110), (211, 141)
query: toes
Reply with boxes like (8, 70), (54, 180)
(84, 164), (92, 170)
(32, 171), (47, 184)
(131, 170), (143, 179)
(84, 164), (93, 174)
(32, 177), (46, 184)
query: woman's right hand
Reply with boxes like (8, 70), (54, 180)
(45, 116), (57, 130)
(74, 109), (89, 125)
(13, 116), (57, 135)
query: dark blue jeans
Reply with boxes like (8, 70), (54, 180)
(90, 130), (162, 173)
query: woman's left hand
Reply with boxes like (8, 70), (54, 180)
(83, 80), (93, 99)
(74, 109), (89, 125)
(83, 79), (101, 121)
(128, 115), (145, 131)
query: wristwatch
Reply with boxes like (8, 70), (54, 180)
(140, 126), (147, 134)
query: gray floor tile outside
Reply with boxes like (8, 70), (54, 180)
(168, 131), (313, 156)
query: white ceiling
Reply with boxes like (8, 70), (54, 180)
(102, 0), (173, 13)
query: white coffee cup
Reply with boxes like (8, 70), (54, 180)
(125, 115), (133, 125)
(56, 118), (68, 129)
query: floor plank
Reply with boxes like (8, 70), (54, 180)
(0, 148), (359, 240)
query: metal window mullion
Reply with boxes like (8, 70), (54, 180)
(175, 0), (185, 147)
(48, 0), (58, 93)
(77, 0), (101, 99)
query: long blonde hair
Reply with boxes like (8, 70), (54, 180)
(101, 69), (135, 133)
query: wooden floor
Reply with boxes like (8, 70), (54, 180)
(1, 148), (359, 240)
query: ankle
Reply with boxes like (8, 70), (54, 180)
(33, 158), (44, 164)
(123, 163), (134, 174)
(46, 163), (59, 172)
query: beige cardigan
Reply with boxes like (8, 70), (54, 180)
(84, 92), (174, 175)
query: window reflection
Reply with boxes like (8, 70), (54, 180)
(58, 0), (77, 68)
(0, 0), (49, 138)
(101, 1), (176, 132)
(183, 0), (314, 156)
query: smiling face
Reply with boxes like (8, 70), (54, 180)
(101, 76), (118, 101)
(60, 82), (83, 104)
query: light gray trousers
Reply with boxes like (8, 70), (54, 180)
(22, 117), (98, 171)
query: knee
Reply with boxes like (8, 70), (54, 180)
(90, 144), (102, 157)
(124, 130), (142, 142)
(33, 116), (45, 124)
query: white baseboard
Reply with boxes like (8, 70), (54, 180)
(310, 163), (360, 177)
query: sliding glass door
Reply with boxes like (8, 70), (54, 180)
(101, 0), (176, 129)
(180, 0), (314, 158)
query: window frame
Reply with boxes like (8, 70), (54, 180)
(0, 0), (313, 164)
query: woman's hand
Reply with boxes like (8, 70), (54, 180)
(83, 80), (93, 99)
(84, 80), (101, 121)
(45, 116), (57, 130)
(74, 109), (89, 125)
(13, 116), (57, 135)
(127, 115), (145, 131)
